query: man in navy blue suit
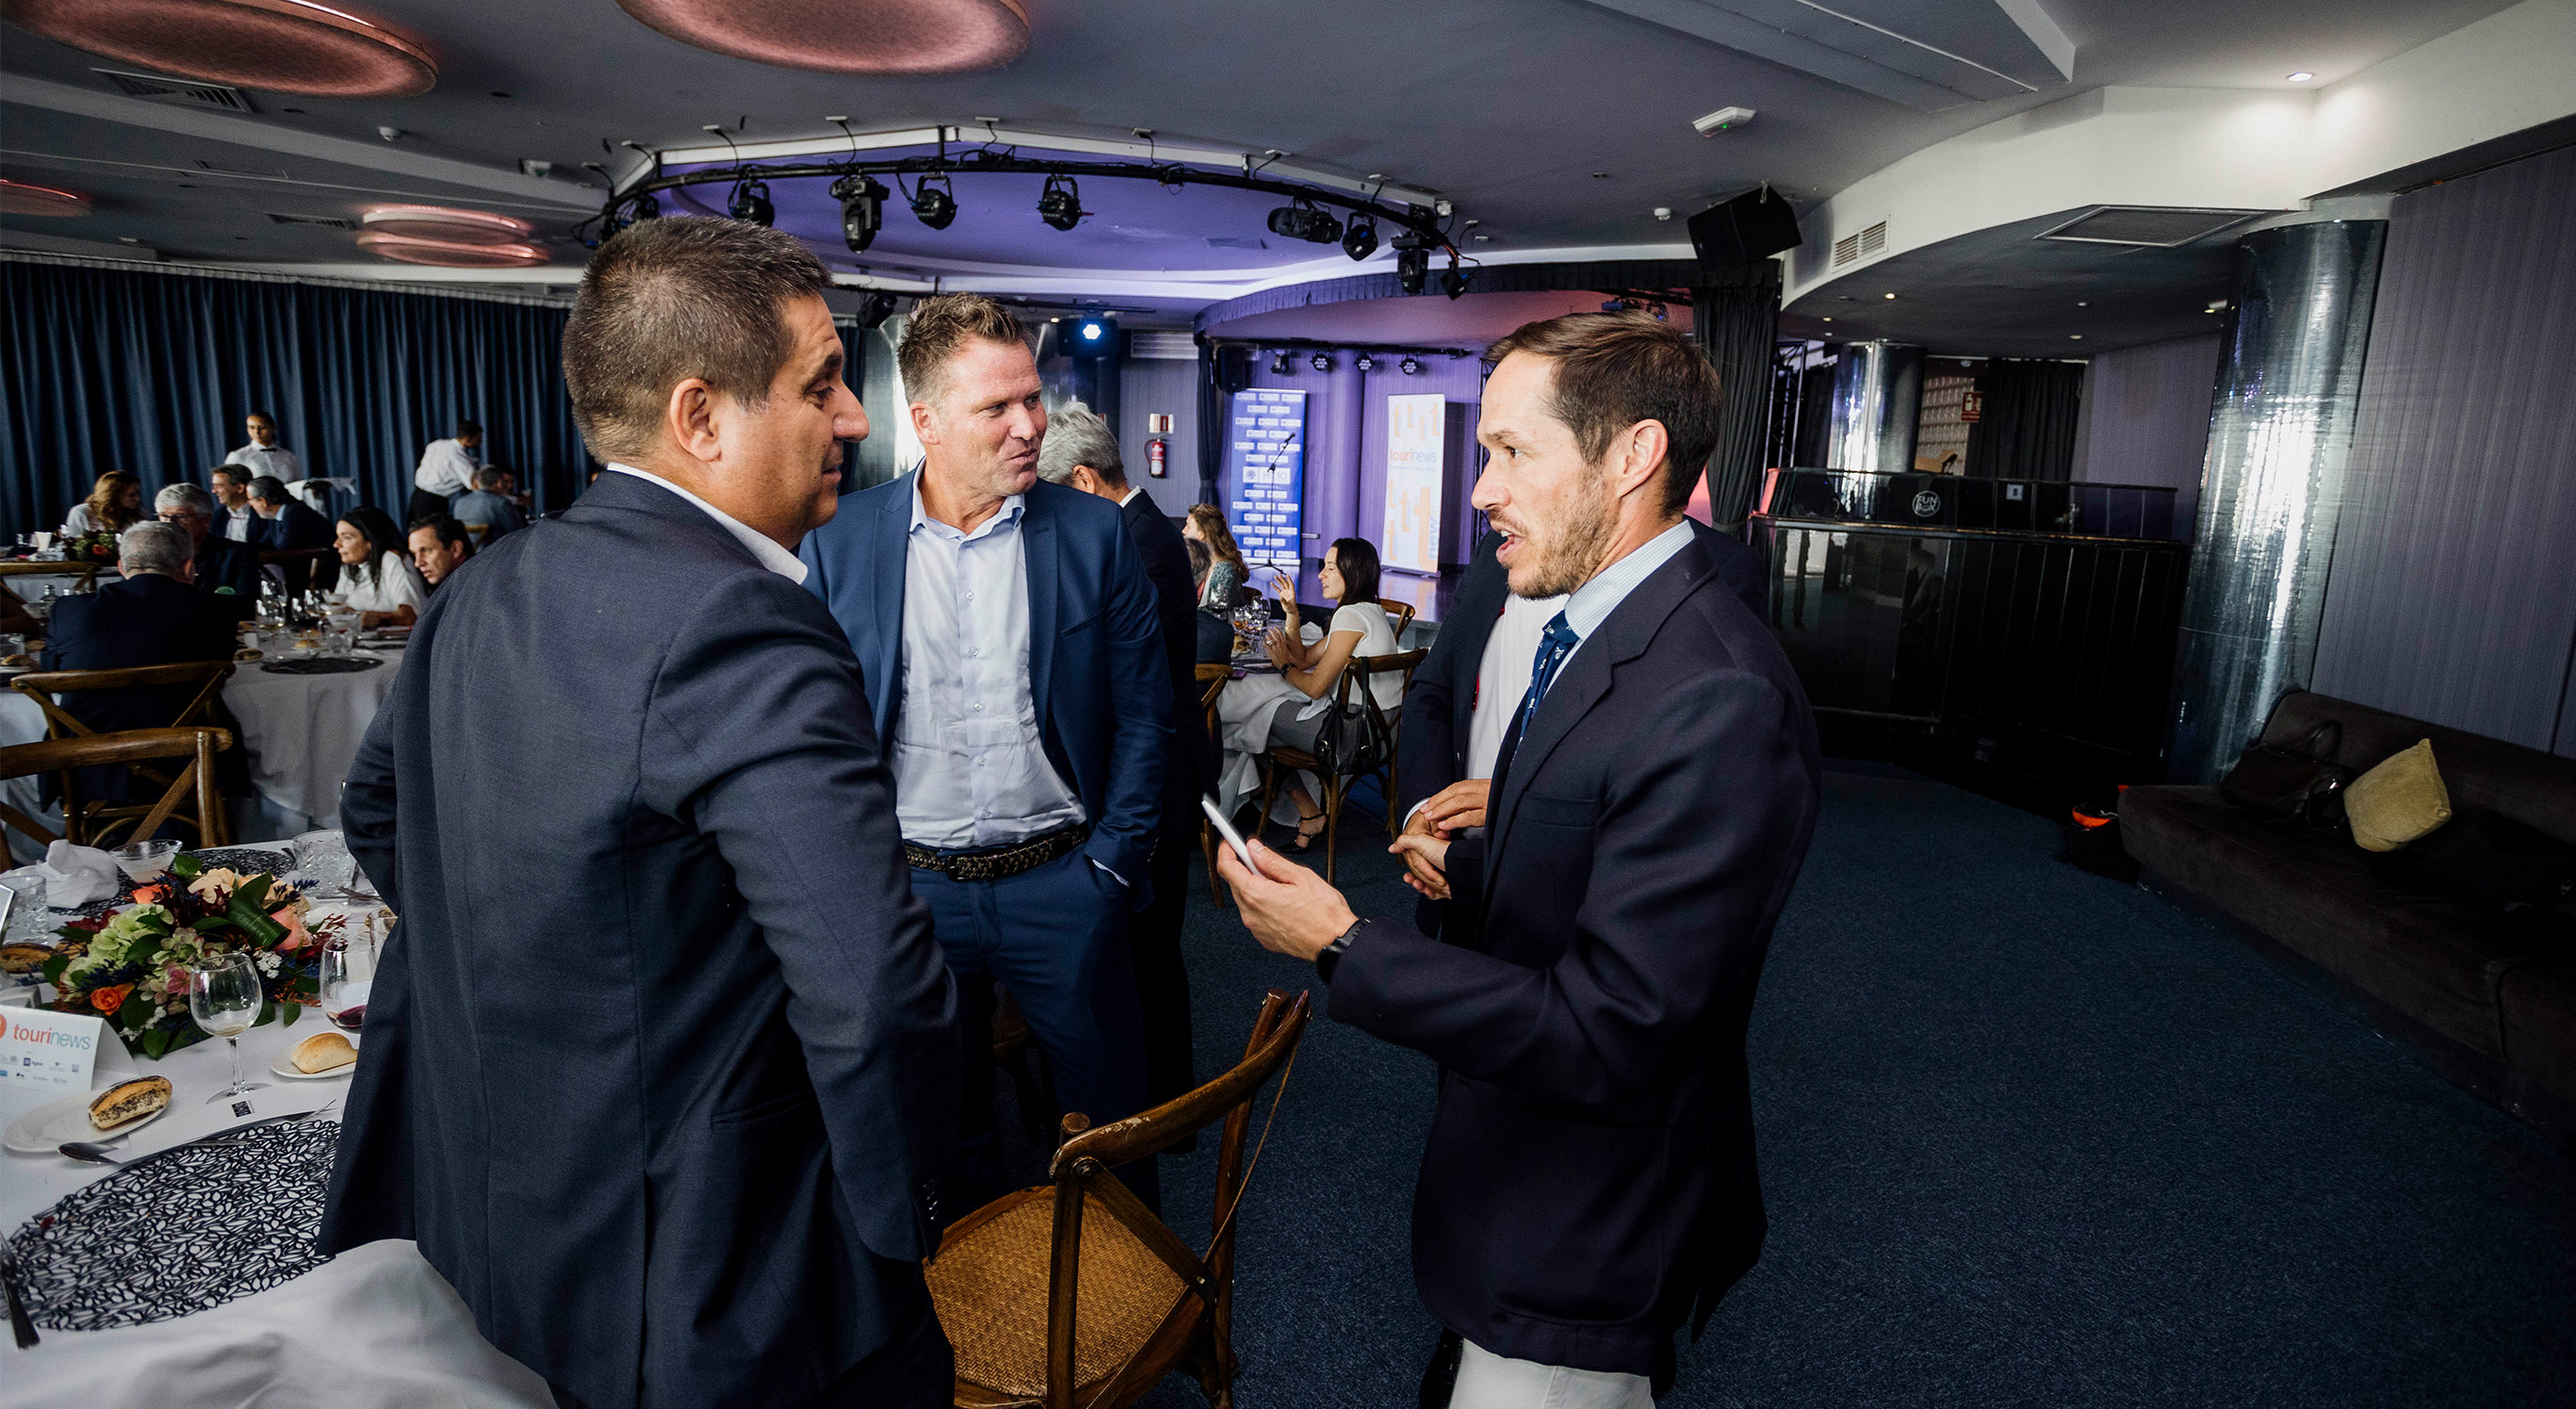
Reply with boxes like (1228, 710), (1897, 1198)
(800, 293), (1171, 1209)
(1220, 312), (1820, 1406)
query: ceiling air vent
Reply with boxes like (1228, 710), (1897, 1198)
(1831, 220), (1887, 269)
(94, 68), (256, 113)
(1128, 331), (1198, 360)
(267, 213), (354, 230)
(2037, 206), (2266, 248)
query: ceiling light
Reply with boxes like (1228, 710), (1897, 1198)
(2069, 335), (2084, 340)
(911, 173), (957, 229)
(10, 0), (436, 97)
(355, 232), (546, 268)
(1692, 106), (1757, 136)
(727, 178), (774, 226)
(1399, 356), (1422, 375)
(360, 204), (533, 244)
(1395, 242), (1430, 296)
(1270, 351), (1293, 376)
(0, 179), (92, 217)
(1069, 316), (1117, 358)
(2287, 72), (2314, 82)
(1353, 352), (1377, 372)
(859, 290), (897, 330)
(1265, 199), (1342, 245)
(1341, 216), (1378, 261)
(833, 175), (889, 252)
(614, 0), (1028, 74)
(1037, 173), (1084, 232)
(1311, 352), (1333, 372)
(1441, 258), (1468, 301)
(1883, 292), (1897, 300)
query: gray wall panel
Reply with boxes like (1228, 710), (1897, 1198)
(1116, 355), (1201, 518)
(2069, 333), (2220, 535)
(2311, 144), (2576, 757)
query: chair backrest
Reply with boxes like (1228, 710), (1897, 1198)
(1347, 647), (1429, 741)
(1195, 662), (1229, 733)
(14, 661), (235, 741)
(0, 561), (100, 588)
(1375, 598), (1418, 638)
(1035, 989), (1311, 1406)
(460, 521), (493, 547)
(0, 727), (234, 848)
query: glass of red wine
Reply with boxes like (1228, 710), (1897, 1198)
(319, 931), (373, 1033)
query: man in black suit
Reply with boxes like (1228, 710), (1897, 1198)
(153, 482), (260, 619)
(1219, 312), (1820, 1403)
(1394, 518), (1768, 932)
(1035, 399), (1202, 1113)
(40, 520), (237, 805)
(248, 475), (337, 593)
(321, 217), (960, 1408)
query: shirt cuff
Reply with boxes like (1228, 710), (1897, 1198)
(1090, 858), (1128, 888)
(1402, 799), (1428, 829)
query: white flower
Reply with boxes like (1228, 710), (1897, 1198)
(186, 868), (243, 904)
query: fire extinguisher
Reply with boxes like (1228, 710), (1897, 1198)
(1147, 437), (1167, 478)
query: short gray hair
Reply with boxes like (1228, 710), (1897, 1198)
(1035, 400), (1124, 487)
(118, 520), (190, 576)
(155, 482), (214, 517)
(475, 465), (506, 490)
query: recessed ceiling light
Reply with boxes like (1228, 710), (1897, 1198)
(1883, 292), (1897, 300)
(2069, 334), (2084, 340)
(8, 0), (436, 97)
(2077, 301), (2088, 307)
(2287, 72), (2314, 82)
(615, 0), (1030, 74)
(1821, 317), (1833, 322)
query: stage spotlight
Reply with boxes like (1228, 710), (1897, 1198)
(832, 175), (890, 253)
(1270, 351), (1293, 376)
(1311, 352), (1333, 372)
(727, 178), (774, 226)
(1038, 173), (1085, 231)
(1342, 217), (1378, 261)
(614, 191), (660, 231)
(1265, 199), (1343, 245)
(1399, 356), (1423, 375)
(1069, 315), (1118, 358)
(1353, 352), (1377, 372)
(1441, 257), (1469, 300)
(912, 173), (957, 229)
(1394, 241), (1430, 296)
(859, 290), (898, 330)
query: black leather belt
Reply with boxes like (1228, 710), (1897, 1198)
(904, 821), (1090, 882)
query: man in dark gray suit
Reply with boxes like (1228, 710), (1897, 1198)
(321, 217), (960, 1409)
(1220, 313), (1820, 1405)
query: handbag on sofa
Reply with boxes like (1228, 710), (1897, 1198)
(2219, 720), (2354, 826)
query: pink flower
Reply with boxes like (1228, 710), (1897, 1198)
(270, 905), (315, 955)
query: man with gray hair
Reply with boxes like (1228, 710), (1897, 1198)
(152, 482), (260, 616)
(450, 465), (528, 540)
(39, 520), (237, 786)
(1035, 400), (1205, 1116)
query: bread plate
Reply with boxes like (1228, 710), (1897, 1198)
(269, 1037), (360, 1080)
(4, 1088), (169, 1154)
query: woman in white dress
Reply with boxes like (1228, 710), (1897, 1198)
(331, 506), (428, 630)
(59, 471), (142, 539)
(1241, 537), (1401, 849)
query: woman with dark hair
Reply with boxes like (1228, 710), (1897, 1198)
(1182, 503), (1247, 612)
(61, 471), (143, 538)
(332, 505), (428, 629)
(1225, 536), (1401, 849)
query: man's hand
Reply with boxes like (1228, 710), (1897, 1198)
(1215, 839), (1357, 962)
(1388, 830), (1452, 899)
(1416, 778), (1490, 838)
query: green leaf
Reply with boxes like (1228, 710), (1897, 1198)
(234, 874), (272, 913)
(171, 854), (202, 881)
(223, 892), (287, 947)
(140, 1026), (171, 1059)
(40, 955), (67, 986)
(280, 1000), (299, 1027)
(253, 999), (276, 1028)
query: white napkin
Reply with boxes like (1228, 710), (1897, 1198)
(40, 840), (120, 908)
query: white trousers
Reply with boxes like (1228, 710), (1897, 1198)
(1452, 1341), (1655, 1408)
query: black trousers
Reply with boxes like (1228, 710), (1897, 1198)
(405, 487), (451, 527)
(1134, 811), (1198, 1113)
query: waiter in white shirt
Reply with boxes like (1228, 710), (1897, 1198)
(224, 411), (303, 483)
(409, 418), (482, 524)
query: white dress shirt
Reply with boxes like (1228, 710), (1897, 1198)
(334, 552), (429, 616)
(220, 506), (253, 542)
(226, 443), (302, 483)
(891, 479), (1084, 851)
(603, 465), (806, 582)
(415, 438), (480, 498)
(1464, 589), (1570, 784)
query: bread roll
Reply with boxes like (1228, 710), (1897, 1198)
(290, 1032), (357, 1073)
(90, 1075), (171, 1130)
(0, 942), (53, 974)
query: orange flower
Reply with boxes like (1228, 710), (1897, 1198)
(131, 885), (165, 905)
(90, 983), (134, 1015)
(271, 905), (315, 955)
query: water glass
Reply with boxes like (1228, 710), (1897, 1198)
(319, 931), (374, 1033)
(290, 829), (355, 895)
(322, 625), (354, 657)
(187, 951), (268, 1101)
(110, 838), (180, 883)
(0, 633), (22, 659)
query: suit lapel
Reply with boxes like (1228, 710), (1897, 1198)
(868, 482), (910, 736)
(1024, 493), (1060, 728)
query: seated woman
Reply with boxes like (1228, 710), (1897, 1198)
(331, 505), (429, 630)
(1186, 538), (1237, 664)
(61, 470), (142, 540)
(1183, 504), (1248, 614)
(1233, 537), (1401, 850)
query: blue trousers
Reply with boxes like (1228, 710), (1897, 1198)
(912, 849), (1158, 1212)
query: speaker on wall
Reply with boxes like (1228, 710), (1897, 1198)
(1688, 188), (1802, 270)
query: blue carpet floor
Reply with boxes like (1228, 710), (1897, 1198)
(997, 764), (2576, 1406)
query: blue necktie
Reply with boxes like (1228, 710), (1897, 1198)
(1494, 612), (1580, 786)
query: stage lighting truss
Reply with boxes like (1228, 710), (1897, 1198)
(584, 148), (1457, 269)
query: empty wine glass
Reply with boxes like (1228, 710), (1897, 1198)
(187, 952), (268, 1102)
(319, 931), (374, 1033)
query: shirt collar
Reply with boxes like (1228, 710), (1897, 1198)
(907, 472), (1024, 544)
(606, 464), (807, 583)
(1559, 518), (1695, 643)
(1118, 486), (1143, 507)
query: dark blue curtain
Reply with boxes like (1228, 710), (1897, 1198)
(2, 256), (590, 534)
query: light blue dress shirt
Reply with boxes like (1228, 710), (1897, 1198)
(1552, 517), (1697, 680)
(891, 480), (1086, 851)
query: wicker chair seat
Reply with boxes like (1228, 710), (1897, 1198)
(927, 1188), (1189, 1401)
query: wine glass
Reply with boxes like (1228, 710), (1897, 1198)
(187, 952), (269, 1102)
(319, 926), (375, 1032)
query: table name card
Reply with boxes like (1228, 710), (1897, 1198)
(0, 1006), (103, 1097)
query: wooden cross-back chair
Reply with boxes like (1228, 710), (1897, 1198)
(11, 663), (236, 846)
(1374, 598), (1418, 639)
(0, 728), (234, 852)
(1256, 647), (1428, 883)
(925, 988), (1312, 1409)
(1193, 664), (1231, 906)
(0, 560), (100, 590)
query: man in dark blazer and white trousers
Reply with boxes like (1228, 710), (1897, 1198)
(798, 294), (1171, 1210)
(1220, 312), (1821, 1406)
(321, 217), (961, 1408)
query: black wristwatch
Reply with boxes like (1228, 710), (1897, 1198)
(1315, 917), (1368, 985)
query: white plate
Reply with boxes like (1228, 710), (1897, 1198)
(4, 1086), (169, 1154)
(269, 1036), (360, 1080)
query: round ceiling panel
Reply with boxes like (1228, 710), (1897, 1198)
(1, 0), (436, 98)
(614, 0), (1028, 74)
(360, 204), (533, 246)
(0, 179), (93, 217)
(355, 231), (547, 268)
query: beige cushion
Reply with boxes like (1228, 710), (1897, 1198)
(2346, 739), (2454, 852)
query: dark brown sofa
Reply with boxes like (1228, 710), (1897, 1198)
(2122, 690), (2576, 1144)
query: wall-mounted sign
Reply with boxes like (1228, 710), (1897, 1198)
(1381, 394), (1447, 576)
(1224, 389), (1307, 577)
(1959, 386), (1984, 423)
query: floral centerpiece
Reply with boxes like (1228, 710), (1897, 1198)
(37, 854), (332, 1058)
(61, 530), (121, 565)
